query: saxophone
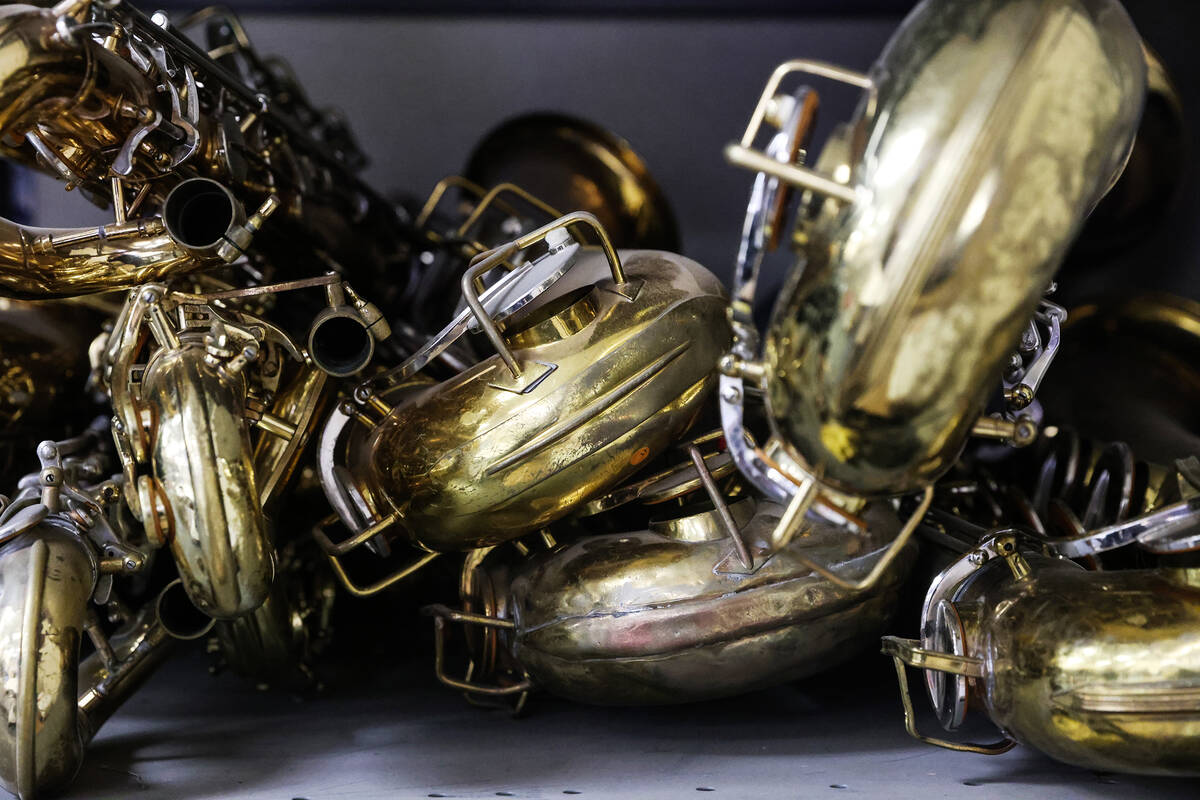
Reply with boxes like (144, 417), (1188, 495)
(882, 296), (1200, 775)
(0, 0), (405, 621)
(883, 521), (1200, 775)
(0, 430), (212, 799)
(316, 206), (730, 595)
(0, 0), (407, 300)
(425, 434), (914, 708)
(719, 0), (1146, 583)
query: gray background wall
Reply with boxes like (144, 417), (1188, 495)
(30, 1), (1200, 298)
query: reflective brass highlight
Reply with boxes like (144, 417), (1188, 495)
(723, 0), (1145, 506)
(760, 0), (1145, 496)
(885, 532), (1200, 775)
(0, 433), (177, 800)
(0, 528), (92, 798)
(362, 246), (729, 551)
(142, 344), (272, 619)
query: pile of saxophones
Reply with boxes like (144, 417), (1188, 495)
(0, 0), (1195, 796)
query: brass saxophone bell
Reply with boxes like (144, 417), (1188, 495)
(716, 0), (1148, 593)
(334, 213), (729, 554)
(746, 0), (1145, 496)
(884, 528), (1200, 774)
(424, 444), (914, 706)
(463, 112), (680, 252)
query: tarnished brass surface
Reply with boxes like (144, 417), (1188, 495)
(0, 433), (192, 800)
(75, 603), (173, 746)
(0, 525), (94, 798)
(364, 248), (729, 551)
(763, 0), (1145, 496)
(142, 344), (273, 619)
(0, 528), (177, 799)
(888, 536), (1200, 774)
(449, 498), (911, 705)
(978, 565), (1200, 773)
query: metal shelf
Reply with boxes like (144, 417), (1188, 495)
(70, 649), (1197, 800)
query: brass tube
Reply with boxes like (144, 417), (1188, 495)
(77, 604), (175, 744)
(0, 217), (204, 299)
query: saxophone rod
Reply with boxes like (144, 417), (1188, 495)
(117, 2), (382, 187)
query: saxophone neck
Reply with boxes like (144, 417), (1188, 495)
(0, 215), (200, 299)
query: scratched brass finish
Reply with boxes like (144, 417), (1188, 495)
(0, 2), (405, 299)
(978, 566), (1200, 774)
(142, 344), (272, 619)
(102, 275), (353, 625)
(886, 535), (1200, 774)
(0, 431), (192, 800)
(764, 0), (1145, 496)
(364, 248), (729, 551)
(0, 526), (93, 797)
(443, 497), (911, 705)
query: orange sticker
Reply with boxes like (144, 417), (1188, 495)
(630, 446), (650, 466)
